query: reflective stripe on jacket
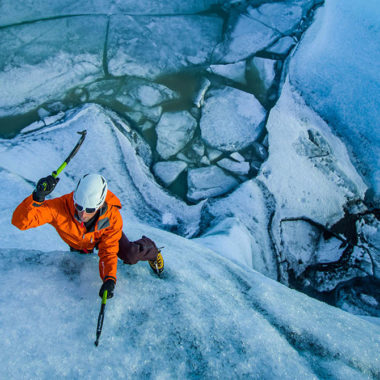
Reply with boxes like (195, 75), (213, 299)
(12, 190), (123, 282)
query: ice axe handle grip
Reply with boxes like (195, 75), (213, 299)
(52, 164), (66, 179)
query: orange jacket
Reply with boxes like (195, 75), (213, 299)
(12, 190), (123, 282)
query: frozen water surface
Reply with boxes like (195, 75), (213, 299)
(108, 15), (223, 79)
(0, 17), (106, 117)
(0, 0), (231, 25)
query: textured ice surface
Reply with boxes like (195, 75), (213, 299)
(257, 80), (368, 279)
(200, 86), (266, 152)
(153, 161), (187, 187)
(0, 239), (379, 378)
(108, 15), (223, 79)
(290, 0), (380, 201)
(248, 57), (277, 91)
(1, 1), (379, 377)
(250, 3), (304, 34)
(0, 0), (230, 25)
(266, 36), (296, 56)
(187, 166), (238, 202)
(217, 157), (250, 175)
(0, 17), (106, 117)
(214, 14), (279, 63)
(259, 80), (367, 225)
(199, 180), (278, 279)
(208, 61), (247, 85)
(195, 217), (258, 268)
(156, 111), (197, 160)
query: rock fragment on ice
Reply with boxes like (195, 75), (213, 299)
(153, 161), (188, 187)
(187, 165), (238, 201)
(200, 86), (266, 152)
(156, 111), (197, 159)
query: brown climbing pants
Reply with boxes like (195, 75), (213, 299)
(117, 232), (158, 265)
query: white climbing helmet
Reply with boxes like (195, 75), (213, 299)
(73, 173), (108, 211)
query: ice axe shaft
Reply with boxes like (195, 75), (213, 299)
(38, 130), (87, 192)
(52, 130), (87, 179)
(94, 290), (108, 347)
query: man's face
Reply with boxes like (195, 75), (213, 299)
(74, 202), (100, 223)
(77, 209), (97, 223)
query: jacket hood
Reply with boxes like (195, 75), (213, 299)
(105, 190), (122, 209)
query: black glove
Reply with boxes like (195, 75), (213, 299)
(99, 279), (115, 299)
(33, 175), (59, 202)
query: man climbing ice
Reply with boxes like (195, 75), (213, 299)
(12, 173), (164, 299)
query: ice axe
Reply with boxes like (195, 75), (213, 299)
(38, 130), (87, 191)
(94, 290), (108, 347)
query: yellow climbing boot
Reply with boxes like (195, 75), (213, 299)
(148, 251), (164, 275)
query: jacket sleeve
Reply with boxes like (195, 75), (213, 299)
(97, 209), (123, 282)
(12, 194), (56, 230)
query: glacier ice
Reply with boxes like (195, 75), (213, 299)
(200, 86), (266, 152)
(289, 0), (380, 202)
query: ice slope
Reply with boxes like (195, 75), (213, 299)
(289, 0), (380, 202)
(1, 227), (379, 379)
(1, 110), (379, 379)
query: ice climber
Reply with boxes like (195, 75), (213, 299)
(12, 173), (164, 299)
